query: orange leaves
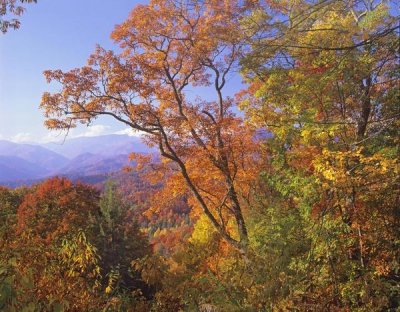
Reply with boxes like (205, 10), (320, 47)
(16, 177), (99, 244)
(43, 118), (72, 130)
(129, 152), (152, 166)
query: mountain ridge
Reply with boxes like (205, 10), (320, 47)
(0, 134), (151, 185)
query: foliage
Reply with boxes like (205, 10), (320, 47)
(94, 181), (150, 296)
(0, 178), (151, 311)
(1, 0), (398, 310)
(240, 0), (400, 310)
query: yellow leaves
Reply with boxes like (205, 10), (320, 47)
(321, 167), (336, 181)
(295, 6), (356, 51)
(189, 215), (217, 246)
(314, 148), (352, 182)
(300, 128), (313, 142)
(358, 3), (389, 30)
(313, 147), (399, 189)
(105, 286), (112, 294)
(59, 231), (100, 279)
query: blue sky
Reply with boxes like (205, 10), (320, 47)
(0, 0), (146, 143)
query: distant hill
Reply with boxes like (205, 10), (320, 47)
(0, 140), (68, 172)
(42, 134), (151, 159)
(0, 134), (152, 186)
(0, 156), (49, 182)
(55, 153), (134, 177)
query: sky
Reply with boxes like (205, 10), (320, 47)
(0, 0), (146, 143)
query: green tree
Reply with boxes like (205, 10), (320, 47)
(95, 181), (150, 297)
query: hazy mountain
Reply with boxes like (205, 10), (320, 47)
(0, 155), (49, 182)
(0, 140), (68, 172)
(43, 134), (151, 159)
(56, 153), (134, 177)
(0, 135), (150, 186)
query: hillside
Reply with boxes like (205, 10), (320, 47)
(0, 156), (48, 181)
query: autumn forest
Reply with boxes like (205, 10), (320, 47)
(0, 0), (399, 311)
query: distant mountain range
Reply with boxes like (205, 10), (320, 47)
(43, 134), (150, 158)
(0, 134), (153, 186)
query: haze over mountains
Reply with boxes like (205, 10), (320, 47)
(0, 134), (152, 186)
(43, 134), (150, 158)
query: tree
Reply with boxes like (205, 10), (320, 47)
(0, 178), (154, 311)
(0, 178), (103, 311)
(0, 187), (29, 311)
(0, 0), (37, 33)
(0, 186), (24, 245)
(94, 181), (149, 295)
(17, 177), (100, 244)
(240, 0), (399, 309)
(41, 0), (261, 254)
(240, 0), (399, 71)
(15, 178), (102, 310)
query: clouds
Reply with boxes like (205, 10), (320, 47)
(41, 125), (111, 143)
(74, 124), (111, 138)
(10, 132), (34, 143)
(6, 125), (142, 144)
(41, 131), (69, 144)
(113, 128), (143, 137)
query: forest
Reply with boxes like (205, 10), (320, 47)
(0, 0), (399, 311)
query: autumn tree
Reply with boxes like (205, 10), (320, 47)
(0, 0), (37, 33)
(41, 0), (261, 254)
(0, 179), (102, 310)
(1, 178), (152, 310)
(240, 0), (399, 309)
(11, 178), (102, 310)
(17, 177), (99, 243)
(0, 186), (24, 244)
(0, 187), (28, 310)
